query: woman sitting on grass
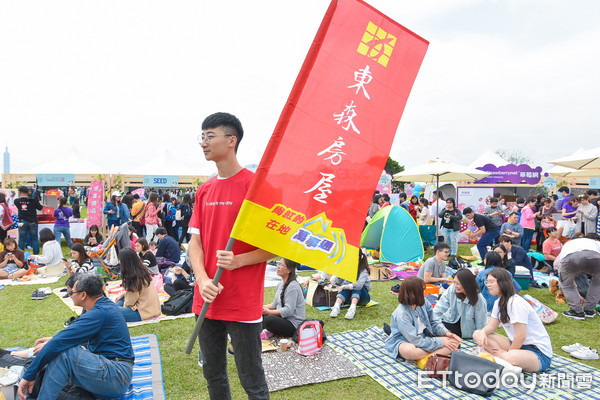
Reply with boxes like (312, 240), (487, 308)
(0, 238), (27, 279)
(65, 243), (94, 275)
(433, 269), (487, 339)
(385, 276), (462, 361)
(330, 250), (371, 320)
(493, 244), (515, 276)
(113, 248), (161, 322)
(30, 228), (62, 268)
(84, 224), (104, 248)
(135, 237), (159, 275)
(476, 251), (521, 312)
(473, 268), (552, 372)
(262, 258), (305, 338)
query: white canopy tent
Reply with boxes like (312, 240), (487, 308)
(15, 149), (104, 174)
(123, 149), (211, 176)
(549, 147), (600, 170)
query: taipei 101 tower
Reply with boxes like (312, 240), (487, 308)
(3, 146), (9, 174)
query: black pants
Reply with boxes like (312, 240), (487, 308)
(164, 279), (192, 296)
(263, 315), (296, 337)
(132, 221), (144, 239)
(0, 228), (7, 243)
(443, 319), (462, 338)
(198, 318), (269, 400)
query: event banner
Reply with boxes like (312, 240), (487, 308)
(231, 0), (428, 281)
(36, 174), (75, 187)
(86, 181), (104, 229)
(143, 175), (178, 188)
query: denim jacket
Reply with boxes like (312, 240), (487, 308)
(103, 202), (131, 225)
(476, 266), (522, 312)
(432, 284), (487, 339)
(385, 299), (447, 357)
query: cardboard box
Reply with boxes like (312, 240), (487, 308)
(369, 264), (391, 281)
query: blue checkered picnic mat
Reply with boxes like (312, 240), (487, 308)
(327, 326), (600, 399)
(119, 334), (166, 400)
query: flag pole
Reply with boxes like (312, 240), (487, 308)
(185, 237), (236, 354)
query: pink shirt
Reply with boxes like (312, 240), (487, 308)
(520, 206), (535, 229)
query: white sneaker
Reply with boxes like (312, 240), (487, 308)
(345, 306), (356, 320)
(330, 305), (340, 318)
(561, 343), (587, 354)
(571, 348), (599, 360)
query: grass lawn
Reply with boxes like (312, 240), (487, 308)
(1, 243), (599, 399)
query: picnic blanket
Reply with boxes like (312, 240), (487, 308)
(0, 276), (60, 286)
(328, 326), (600, 399)
(314, 299), (380, 311)
(262, 337), (364, 392)
(120, 334), (166, 400)
(53, 280), (194, 327)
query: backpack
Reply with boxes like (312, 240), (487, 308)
(161, 288), (194, 315)
(165, 203), (177, 221)
(295, 320), (324, 356)
(448, 256), (470, 270)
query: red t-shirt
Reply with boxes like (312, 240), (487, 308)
(189, 168), (266, 321)
(542, 238), (562, 259)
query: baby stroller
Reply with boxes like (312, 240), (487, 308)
(87, 222), (132, 280)
(419, 225), (437, 254)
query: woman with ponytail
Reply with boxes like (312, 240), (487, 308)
(262, 258), (306, 338)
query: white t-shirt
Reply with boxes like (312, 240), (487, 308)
(492, 295), (552, 357)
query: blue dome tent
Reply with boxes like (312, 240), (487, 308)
(360, 205), (424, 263)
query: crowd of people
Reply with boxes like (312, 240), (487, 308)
(5, 112), (600, 400)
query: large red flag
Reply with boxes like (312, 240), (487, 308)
(231, 0), (428, 281)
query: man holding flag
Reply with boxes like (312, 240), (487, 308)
(189, 112), (273, 399)
(186, 1), (429, 398)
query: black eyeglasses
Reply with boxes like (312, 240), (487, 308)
(67, 290), (81, 297)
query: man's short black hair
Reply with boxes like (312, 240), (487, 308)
(202, 112), (244, 152)
(509, 211), (519, 217)
(558, 186), (570, 194)
(133, 194), (140, 199)
(490, 198), (498, 203)
(433, 242), (450, 253)
(155, 227), (167, 236)
(463, 207), (474, 214)
(399, 192), (407, 201)
(586, 189), (598, 196)
(65, 273), (79, 288)
(18, 186), (29, 194)
(76, 274), (104, 297)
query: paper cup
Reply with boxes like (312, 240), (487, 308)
(280, 339), (289, 352)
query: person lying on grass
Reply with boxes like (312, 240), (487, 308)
(473, 268), (552, 372)
(385, 276), (462, 361)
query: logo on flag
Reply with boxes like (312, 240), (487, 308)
(357, 21), (396, 67)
